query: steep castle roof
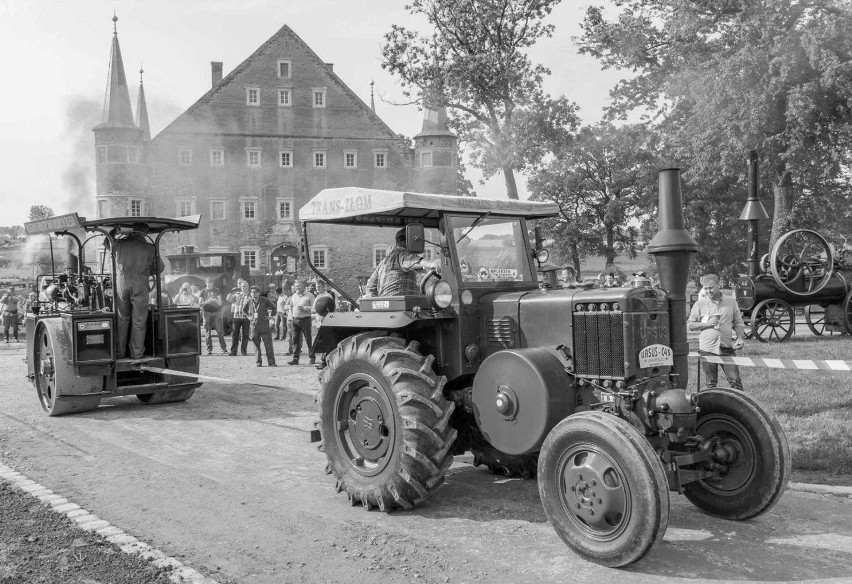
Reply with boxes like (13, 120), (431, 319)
(136, 68), (151, 141)
(95, 16), (137, 130)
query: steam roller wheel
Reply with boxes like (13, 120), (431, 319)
(33, 322), (101, 416)
(842, 290), (852, 335)
(537, 411), (669, 568)
(750, 299), (795, 343)
(684, 388), (790, 520)
(316, 331), (457, 511)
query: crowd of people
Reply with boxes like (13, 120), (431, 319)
(183, 276), (338, 369)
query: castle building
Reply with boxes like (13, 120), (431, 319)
(94, 17), (457, 293)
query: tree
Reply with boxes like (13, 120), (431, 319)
(382, 0), (580, 199)
(528, 123), (659, 271)
(578, 0), (852, 248)
(28, 205), (54, 222)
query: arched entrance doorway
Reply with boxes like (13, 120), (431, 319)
(270, 244), (299, 274)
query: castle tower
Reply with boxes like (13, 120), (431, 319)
(93, 15), (149, 218)
(411, 105), (457, 195)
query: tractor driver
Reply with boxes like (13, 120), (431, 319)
(113, 228), (164, 360)
(365, 228), (437, 297)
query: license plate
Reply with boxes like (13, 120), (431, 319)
(638, 344), (673, 368)
(86, 334), (105, 345)
(599, 392), (615, 403)
(372, 301), (389, 309)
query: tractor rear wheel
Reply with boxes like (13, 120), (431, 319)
(684, 388), (790, 520)
(317, 332), (457, 511)
(538, 411), (669, 568)
(33, 323), (101, 416)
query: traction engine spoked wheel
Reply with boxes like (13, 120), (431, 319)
(33, 324), (101, 416)
(804, 304), (842, 337)
(684, 388), (790, 520)
(538, 411), (669, 568)
(750, 298), (795, 343)
(317, 331), (457, 511)
(842, 290), (852, 335)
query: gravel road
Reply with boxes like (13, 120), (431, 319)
(2, 340), (852, 584)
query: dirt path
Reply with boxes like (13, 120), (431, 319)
(2, 342), (852, 583)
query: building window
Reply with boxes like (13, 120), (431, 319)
(178, 149), (192, 166)
(313, 151), (326, 168)
(127, 147), (140, 164)
(373, 245), (390, 268)
(279, 150), (293, 168)
(242, 249), (258, 270)
(210, 200), (226, 221)
(276, 199), (293, 221)
(311, 247), (328, 269)
(210, 149), (224, 167)
(312, 88), (326, 108)
(374, 150), (387, 168)
(130, 199), (142, 217)
(344, 151), (357, 168)
(420, 151), (433, 167)
(247, 149), (261, 168)
(97, 199), (108, 218)
(277, 60), (291, 79)
(278, 88), (291, 107)
(246, 87), (260, 106)
(96, 146), (107, 163)
(242, 200), (257, 220)
(177, 200), (195, 217)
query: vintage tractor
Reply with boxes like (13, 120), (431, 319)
(301, 172), (790, 568)
(23, 214), (204, 416)
(163, 247), (247, 298)
(735, 228), (852, 342)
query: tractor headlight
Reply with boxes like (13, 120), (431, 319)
(536, 249), (549, 263)
(427, 280), (453, 309)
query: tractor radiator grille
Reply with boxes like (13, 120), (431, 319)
(486, 316), (514, 347)
(574, 312), (624, 378)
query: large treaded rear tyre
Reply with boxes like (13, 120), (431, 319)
(538, 411), (669, 567)
(684, 387), (790, 520)
(317, 332), (457, 511)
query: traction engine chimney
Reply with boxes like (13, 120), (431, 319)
(647, 169), (698, 387)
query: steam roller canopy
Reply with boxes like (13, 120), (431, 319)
(472, 348), (574, 455)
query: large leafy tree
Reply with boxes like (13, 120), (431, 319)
(382, 0), (579, 199)
(578, 0), (852, 248)
(28, 205), (54, 222)
(529, 123), (658, 272)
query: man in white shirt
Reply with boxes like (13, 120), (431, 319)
(687, 273), (746, 390)
(286, 280), (316, 365)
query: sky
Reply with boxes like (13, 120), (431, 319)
(0, 0), (624, 227)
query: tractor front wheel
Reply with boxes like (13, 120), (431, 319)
(317, 332), (456, 511)
(684, 388), (790, 520)
(537, 411), (669, 568)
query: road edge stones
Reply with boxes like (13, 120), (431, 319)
(0, 461), (219, 584)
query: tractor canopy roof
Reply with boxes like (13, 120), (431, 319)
(24, 213), (201, 237)
(299, 188), (559, 228)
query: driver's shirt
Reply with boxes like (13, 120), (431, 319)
(366, 246), (423, 297)
(688, 293), (744, 354)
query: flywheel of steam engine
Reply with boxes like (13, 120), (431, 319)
(769, 229), (834, 296)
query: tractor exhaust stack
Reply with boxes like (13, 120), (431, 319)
(647, 168), (698, 387)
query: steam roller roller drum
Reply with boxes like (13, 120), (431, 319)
(472, 348), (574, 456)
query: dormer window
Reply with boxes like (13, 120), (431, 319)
(277, 60), (292, 79)
(246, 87), (260, 106)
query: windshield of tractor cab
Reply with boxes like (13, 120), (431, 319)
(450, 215), (533, 283)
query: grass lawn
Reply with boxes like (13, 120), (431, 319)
(684, 333), (852, 480)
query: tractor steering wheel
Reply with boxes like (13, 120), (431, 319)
(420, 268), (440, 294)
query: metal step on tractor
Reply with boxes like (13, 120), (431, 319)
(301, 170), (790, 568)
(23, 214), (204, 416)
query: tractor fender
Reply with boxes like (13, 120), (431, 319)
(314, 310), (450, 354)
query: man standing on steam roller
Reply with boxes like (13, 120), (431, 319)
(114, 229), (163, 359)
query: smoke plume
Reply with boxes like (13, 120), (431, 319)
(61, 97), (101, 219)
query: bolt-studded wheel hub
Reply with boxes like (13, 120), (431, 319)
(333, 372), (395, 477)
(699, 414), (757, 494)
(557, 445), (631, 540)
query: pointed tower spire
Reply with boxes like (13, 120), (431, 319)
(99, 14), (136, 128)
(136, 65), (151, 141)
(370, 80), (376, 113)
